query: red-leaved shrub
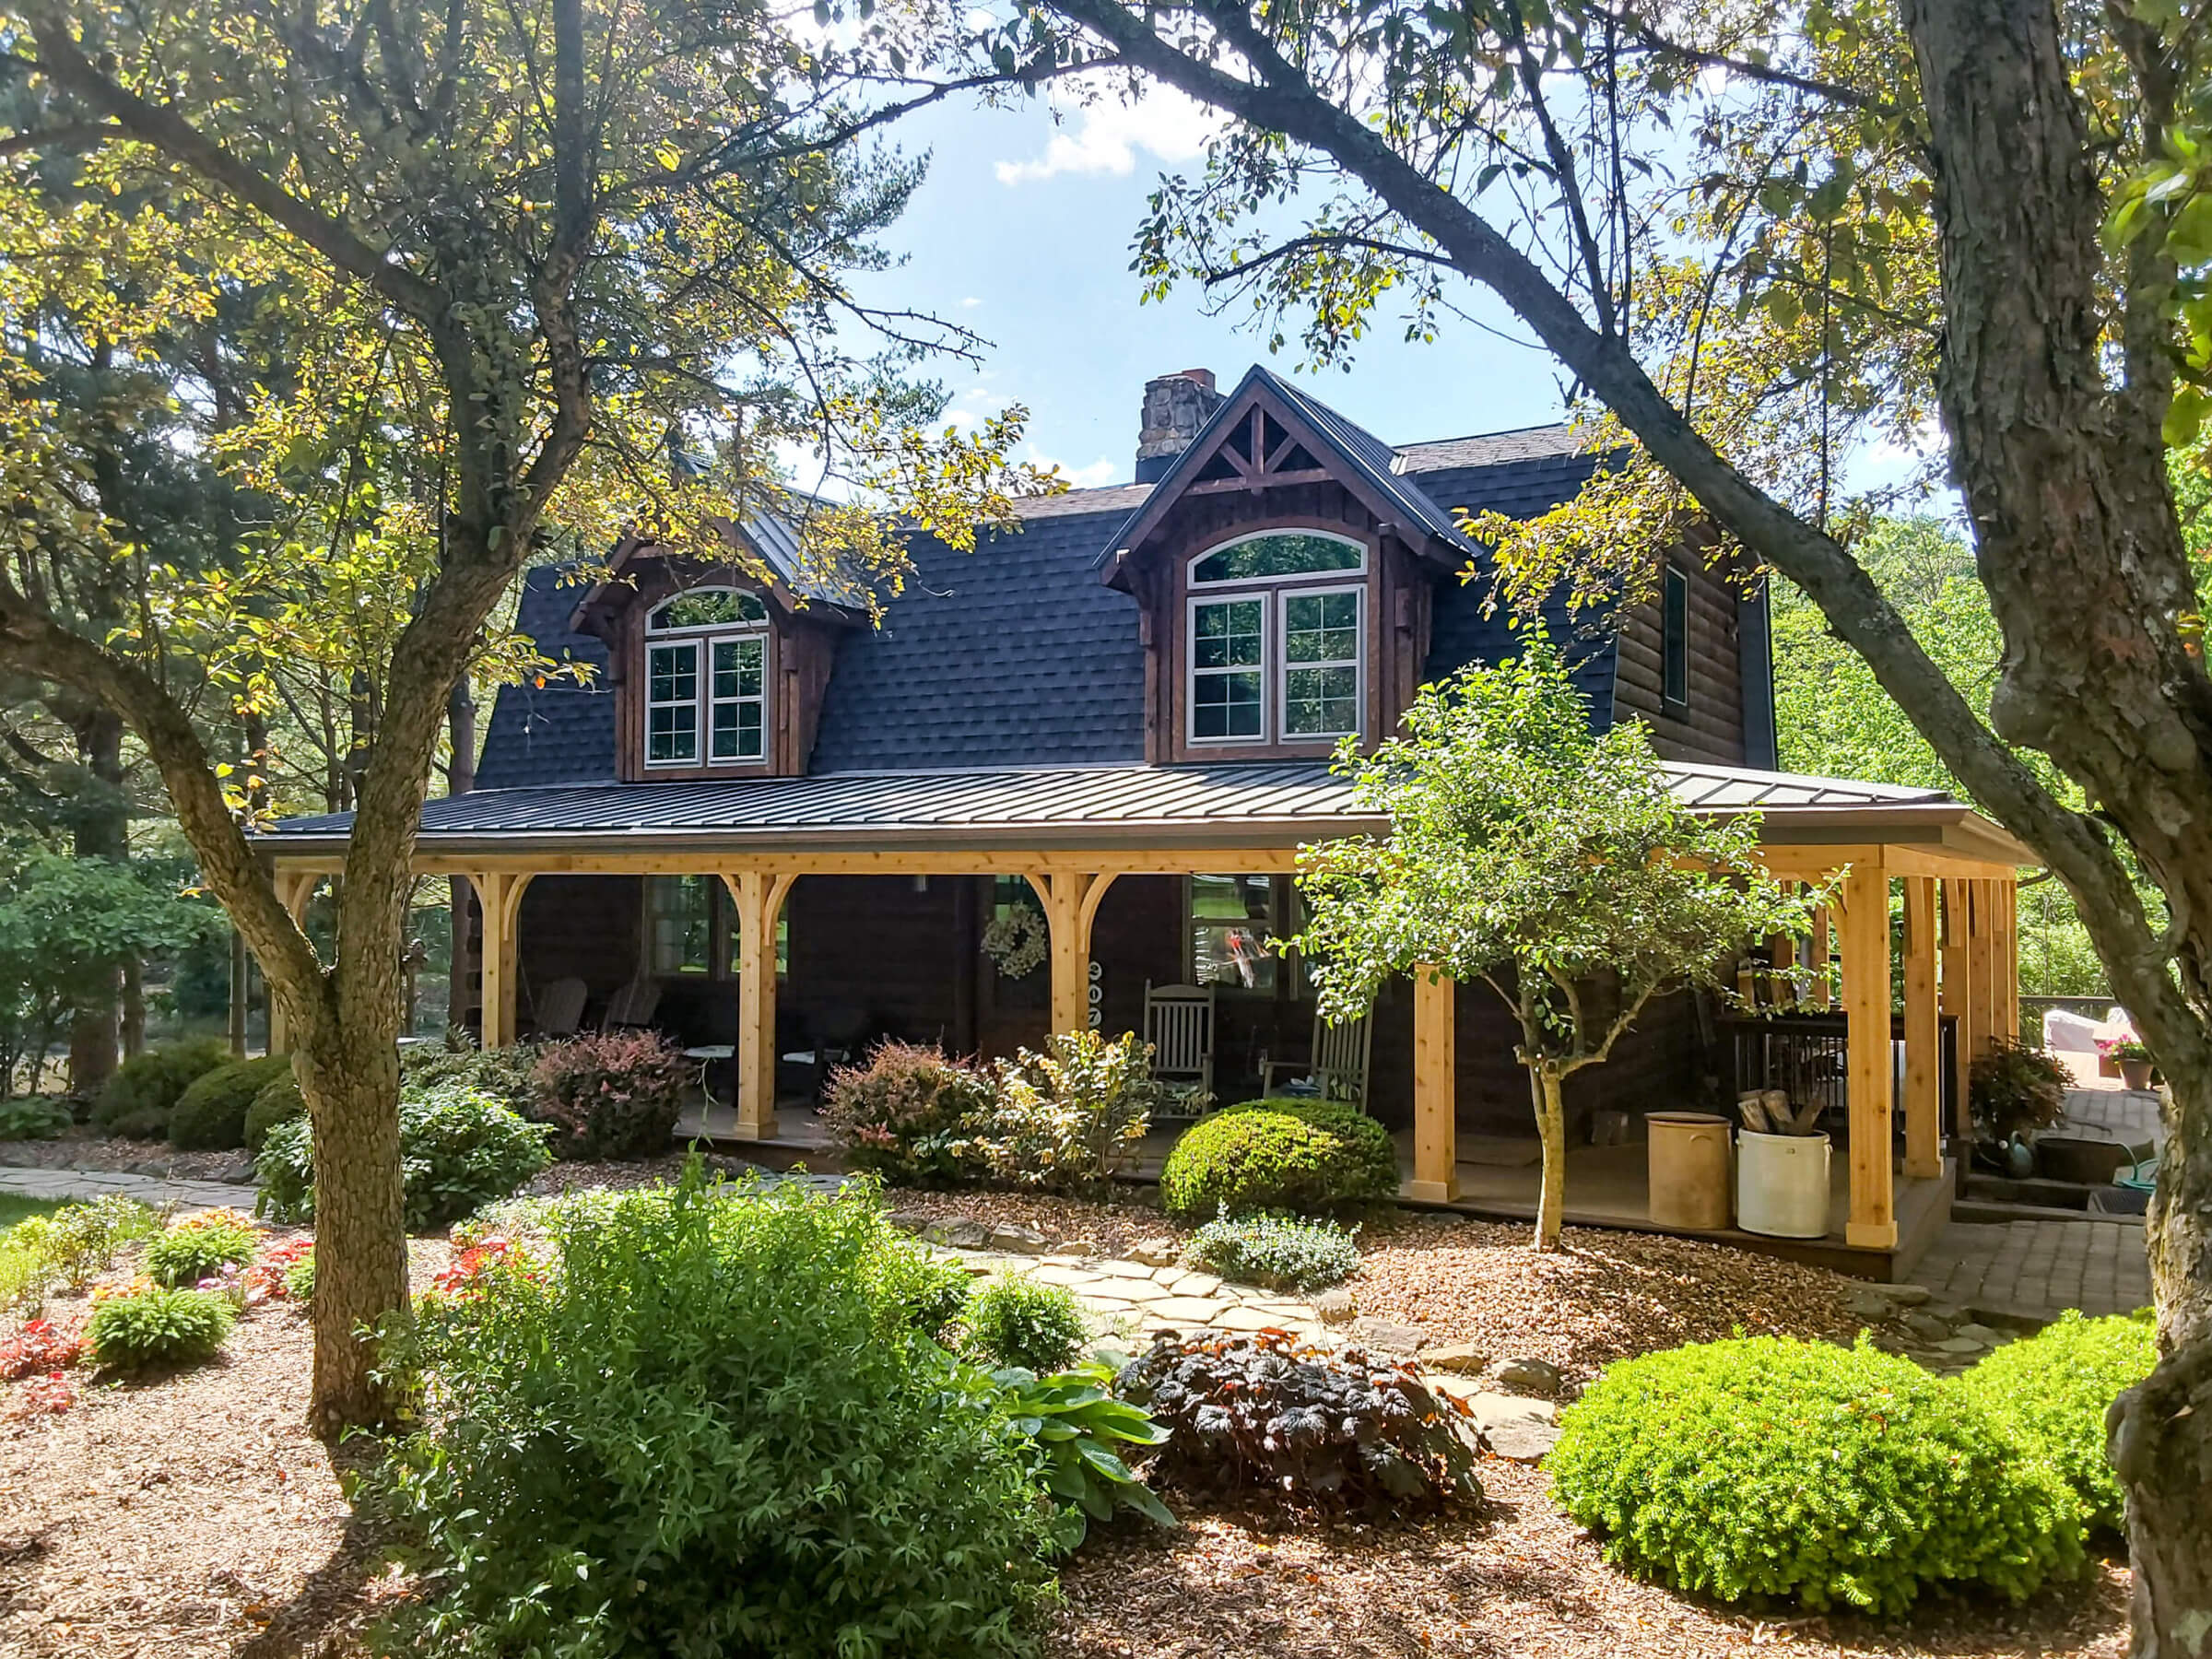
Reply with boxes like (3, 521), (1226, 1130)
(821, 1041), (994, 1186)
(0, 1317), (85, 1381)
(528, 1030), (690, 1161)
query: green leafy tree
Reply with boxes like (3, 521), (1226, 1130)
(971, 0), (2212, 1622)
(0, 0), (1053, 1431)
(1295, 644), (1812, 1250)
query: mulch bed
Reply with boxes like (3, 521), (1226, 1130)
(0, 1128), (251, 1183)
(0, 1182), (2134, 1659)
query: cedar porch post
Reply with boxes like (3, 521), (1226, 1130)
(1901, 876), (1943, 1181)
(1029, 872), (1117, 1037)
(1407, 964), (1460, 1202)
(1941, 877), (1975, 1137)
(266, 869), (317, 1053)
(1997, 877), (2021, 1042)
(1806, 902), (1832, 1008)
(1839, 865), (1897, 1248)
(722, 871), (796, 1141)
(1967, 877), (1998, 1063)
(468, 871), (531, 1050)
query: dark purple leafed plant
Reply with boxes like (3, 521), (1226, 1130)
(528, 1030), (690, 1161)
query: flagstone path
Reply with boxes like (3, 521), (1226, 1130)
(0, 1162), (253, 1214)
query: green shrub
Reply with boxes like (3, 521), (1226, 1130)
(400, 1042), (540, 1104)
(257, 1084), (552, 1231)
(1957, 1311), (2158, 1534)
(527, 1029), (689, 1160)
(967, 1276), (1090, 1373)
(899, 1256), (973, 1343)
(1159, 1100), (1397, 1219)
(86, 1285), (236, 1372)
(89, 1038), (230, 1139)
(32, 1195), (159, 1291)
(170, 1054), (294, 1151)
(1186, 1209), (1360, 1291)
(244, 1069), (305, 1151)
(994, 1360), (1172, 1551)
(282, 1249), (316, 1303)
(1548, 1335), (2086, 1614)
(822, 1040), (994, 1186)
(0, 1097), (72, 1140)
(373, 1168), (1053, 1657)
(971, 1030), (1162, 1196)
(144, 1209), (265, 1288)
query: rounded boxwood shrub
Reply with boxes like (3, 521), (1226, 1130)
(244, 1070), (305, 1152)
(89, 1038), (231, 1140)
(257, 1084), (552, 1231)
(1548, 1335), (2086, 1614)
(86, 1285), (236, 1372)
(1956, 1310), (2157, 1534)
(170, 1054), (294, 1151)
(1159, 1099), (1397, 1219)
(966, 1276), (1089, 1373)
(374, 1169), (1053, 1657)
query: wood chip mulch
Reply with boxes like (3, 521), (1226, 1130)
(1053, 1464), (2131, 1658)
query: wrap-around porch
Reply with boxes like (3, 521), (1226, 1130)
(263, 760), (2030, 1275)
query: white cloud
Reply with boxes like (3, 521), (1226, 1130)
(995, 81), (1218, 185)
(960, 296), (983, 308)
(1029, 452), (1119, 488)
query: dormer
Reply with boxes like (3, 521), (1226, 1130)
(571, 524), (863, 781)
(1100, 367), (1474, 763)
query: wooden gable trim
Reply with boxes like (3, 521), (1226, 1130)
(1104, 382), (1453, 589)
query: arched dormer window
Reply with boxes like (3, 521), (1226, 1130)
(644, 586), (771, 766)
(1186, 530), (1366, 745)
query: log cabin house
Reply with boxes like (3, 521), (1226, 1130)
(265, 365), (2030, 1277)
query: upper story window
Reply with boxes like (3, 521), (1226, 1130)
(1661, 564), (1690, 709)
(644, 587), (770, 767)
(1187, 531), (1365, 746)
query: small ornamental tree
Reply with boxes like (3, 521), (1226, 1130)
(1295, 642), (1813, 1251)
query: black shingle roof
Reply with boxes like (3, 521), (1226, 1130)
(469, 378), (1611, 791)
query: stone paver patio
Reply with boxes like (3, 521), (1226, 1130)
(1912, 1217), (2152, 1323)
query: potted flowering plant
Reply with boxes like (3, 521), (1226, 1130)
(2103, 1038), (2158, 1091)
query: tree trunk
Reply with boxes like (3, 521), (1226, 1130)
(296, 1019), (409, 1437)
(65, 707), (126, 1096)
(228, 927), (248, 1057)
(120, 958), (144, 1060)
(1532, 1066), (1568, 1252)
(446, 675), (475, 1033)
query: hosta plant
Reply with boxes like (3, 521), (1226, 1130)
(995, 1360), (1173, 1551)
(1116, 1329), (1483, 1513)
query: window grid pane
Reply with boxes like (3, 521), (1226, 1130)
(709, 637), (767, 761)
(646, 643), (699, 762)
(1193, 599), (1265, 740)
(648, 876), (712, 974)
(1281, 591), (1359, 736)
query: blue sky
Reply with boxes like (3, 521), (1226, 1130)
(844, 83), (1574, 488)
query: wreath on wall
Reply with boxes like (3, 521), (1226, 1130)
(981, 907), (1049, 980)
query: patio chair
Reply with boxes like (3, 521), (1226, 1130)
(530, 976), (588, 1039)
(1144, 982), (1215, 1105)
(1259, 1005), (1374, 1109)
(602, 976), (663, 1030)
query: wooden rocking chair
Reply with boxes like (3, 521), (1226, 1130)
(1143, 982), (1215, 1116)
(1260, 1006), (1374, 1109)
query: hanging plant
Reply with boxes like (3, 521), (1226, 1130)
(982, 907), (1049, 980)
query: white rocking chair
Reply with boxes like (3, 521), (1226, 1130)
(1260, 1006), (1374, 1109)
(1143, 982), (1215, 1111)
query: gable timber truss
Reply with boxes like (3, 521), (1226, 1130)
(1099, 367), (1474, 592)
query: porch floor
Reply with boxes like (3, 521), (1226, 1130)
(677, 1100), (1951, 1280)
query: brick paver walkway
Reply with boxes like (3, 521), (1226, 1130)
(1912, 1218), (2152, 1322)
(0, 1164), (253, 1214)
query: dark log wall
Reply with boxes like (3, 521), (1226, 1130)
(1612, 555), (1747, 764)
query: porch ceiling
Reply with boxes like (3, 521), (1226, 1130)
(260, 758), (2033, 871)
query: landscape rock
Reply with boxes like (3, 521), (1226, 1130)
(1351, 1317), (1428, 1354)
(1454, 1391), (1561, 1463)
(986, 1223), (1053, 1254)
(1876, 1282), (1933, 1306)
(1422, 1342), (1488, 1375)
(886, 1209), (935, 1236)
(922, 1218), (989, 1250)
(1936, 1335), (1989, 1356)
(1903, 1310), (1955, 1343)
(1495, 1357), (1563, 1396)
(1842, 1288), (1894, 1322)
(215, 1155), (257, 1185)
(1129, 1236), (1181, 1268)
(1955, 1322), (2000, 1343)
(1312, 1288), (1357, 1324)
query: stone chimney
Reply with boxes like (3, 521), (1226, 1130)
(1135, 369), (1223, 483)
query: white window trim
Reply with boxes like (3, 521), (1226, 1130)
(645, 639), (702, 768)
(1187, 527), (1368, 588)
(1276, 583), (1364, 743)
(1186, 592), (1272, 747)
(707, 635), (768, 764)
(643, 588), (773, 771)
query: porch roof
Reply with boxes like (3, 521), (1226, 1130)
(262, 758), (2033, 866)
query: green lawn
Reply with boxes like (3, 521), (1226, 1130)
(0, 1194), (62, 1235)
